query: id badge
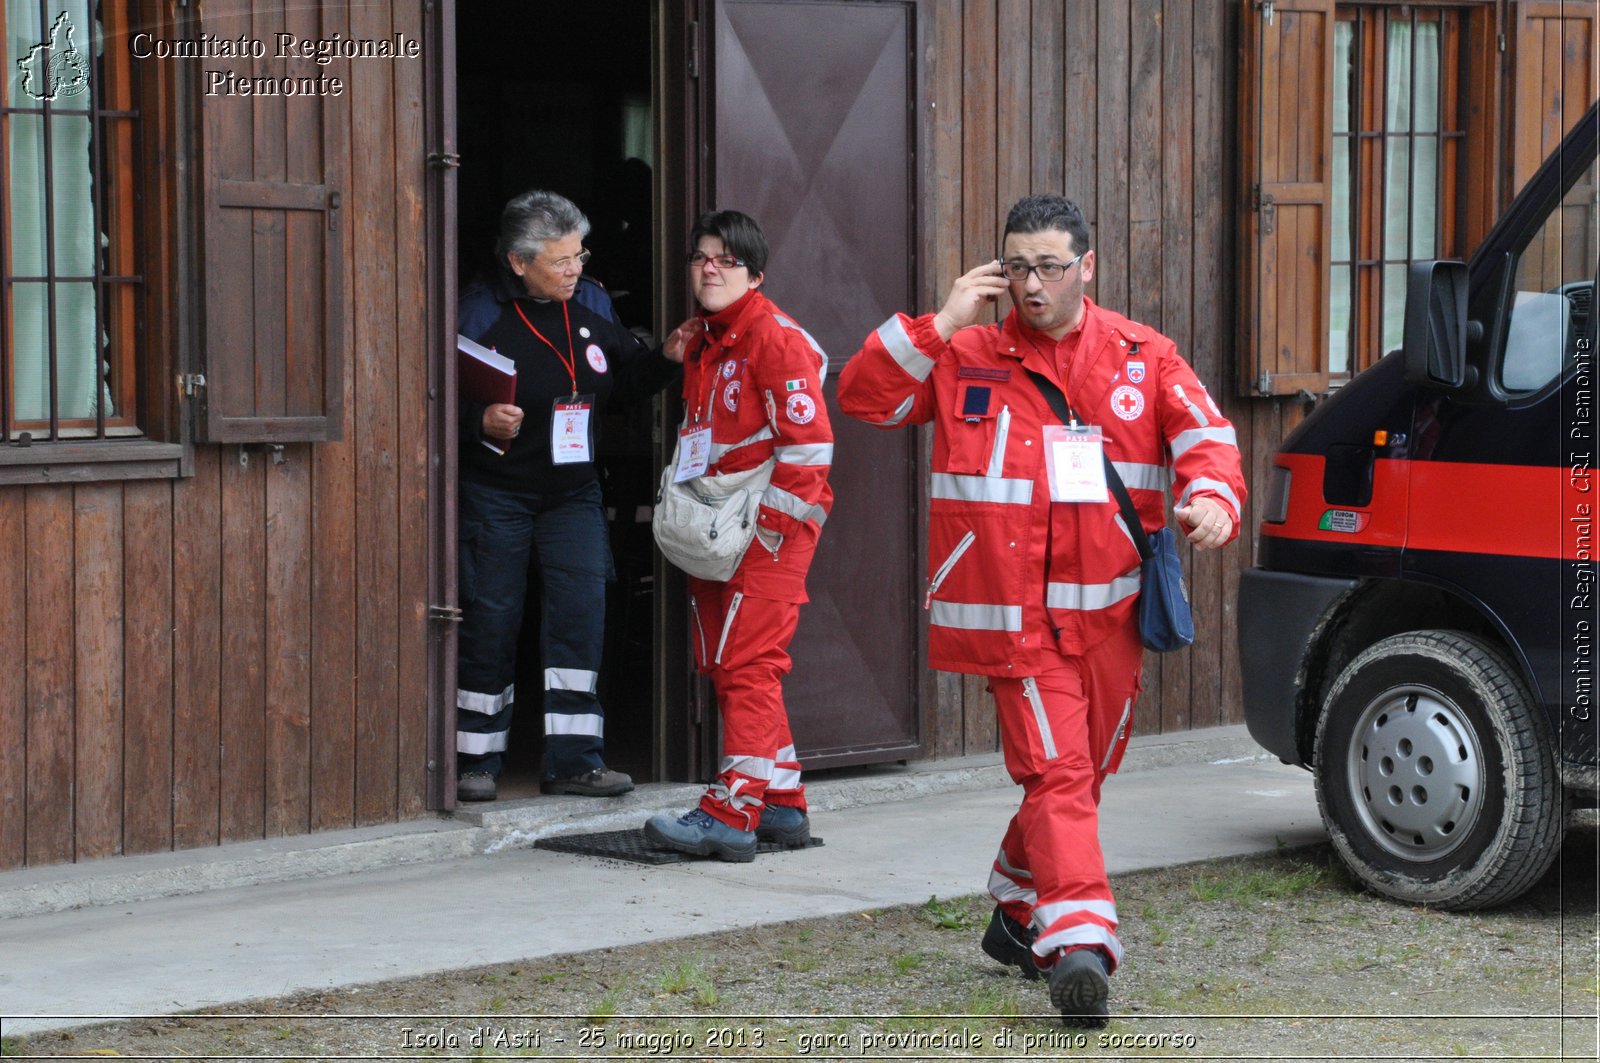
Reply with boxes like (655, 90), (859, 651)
(551, 395), (594, 465)
(1043, 424), (1108, 502)
(673, 424), (713, 482)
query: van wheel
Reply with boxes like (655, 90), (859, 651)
(1313, 630), (1563, 909)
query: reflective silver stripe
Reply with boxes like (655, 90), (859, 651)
(1112, 513), (1139, 554)
(877, 314), (936, 381)
(987, 404), (1011, 476)
(712, 424), (774, 462)
(714, 592), (744, 665)
(876, 394), (917, 427)
(1101, 698), (1133, 771)
(544, 667), (598, 694)
(930, 473), (1033, 506)
(762, 484), (829, 527)
(720, 754), (776, 780)
(770, 765), (802, 790)
(775, 743), (798, 763)
(1035, 923), (1125, 967)
(987, 865), (1038, 907)
(1034, 898), (1120, 926)
(929, 601), (1023, 632)
(1110, 461), (1168, 492)
(996, 849), (1033, 880)
(457, 683), (514, 716)
(1170, 425), (1238, 460)
(1173, 383), (1210, 427)
(456, 729), (508, 755)
(774, 442), (833, 466)
(544, 712), (604, 737)
(774, 313), (829, 379)
(1023, 677), (1059, 761)
(1178, 478), (1242, 519)
(1045, 571), (1142, 611)
(709, 776), (763, 813)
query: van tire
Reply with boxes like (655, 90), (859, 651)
(1313, 630), (1563, 910)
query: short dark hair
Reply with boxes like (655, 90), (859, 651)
(690, 209), (768, 277)
(1002, 194), (1090, 255)
(496, 189), (590, 262)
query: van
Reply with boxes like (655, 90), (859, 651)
(1239, 102), (1598, 909)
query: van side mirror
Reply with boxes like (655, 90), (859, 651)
(1403, 260), (1472, 389)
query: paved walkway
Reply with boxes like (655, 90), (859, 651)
(0, 726), (1324, 1035)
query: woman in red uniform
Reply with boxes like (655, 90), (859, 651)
(644, 211), (834, 861)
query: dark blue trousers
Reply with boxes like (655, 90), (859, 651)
(456, 478), (612, 779)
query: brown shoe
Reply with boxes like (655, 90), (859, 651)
(540, 768), (634, 797)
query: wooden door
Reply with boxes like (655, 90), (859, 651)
(706, 0), (923, 766)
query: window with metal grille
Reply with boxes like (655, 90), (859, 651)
(1330, 4), (1470, 380)
(3, 0), (141, 443)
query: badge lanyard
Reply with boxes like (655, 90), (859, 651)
(513, 300), (594, 464)
(674, 328), (718, 482)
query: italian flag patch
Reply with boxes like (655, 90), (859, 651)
(785, 378), (807, 391)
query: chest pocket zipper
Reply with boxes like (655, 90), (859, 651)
(925, 530), (977, 609)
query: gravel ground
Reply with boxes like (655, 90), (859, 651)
(5, 830), (1597, 1062)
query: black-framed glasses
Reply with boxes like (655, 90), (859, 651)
(687, 251), (747, 270)
(539, 248), (592, 272)
(1000, 252), (1084, 282)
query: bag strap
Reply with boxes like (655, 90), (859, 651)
(1023, 368), (1155, 562)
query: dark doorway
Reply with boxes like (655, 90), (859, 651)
(454, 0), (658, 794)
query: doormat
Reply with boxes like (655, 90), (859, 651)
(534, 828), (823, 865)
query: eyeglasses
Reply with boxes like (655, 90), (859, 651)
(1000, 252), (1084, 283)
(687, 251), (747, 270)
(538, 249), (592, 272)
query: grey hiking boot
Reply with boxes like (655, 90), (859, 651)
(755, 803), (810, 847)
(1047, 947), (1111, 1028)
(457, 771), (497, 802)
(540, 768), (634, 797)
(644, 808), (758, 862)
(981, 905), (1042, 980)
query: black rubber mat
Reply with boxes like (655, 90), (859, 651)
(535, 827), (823, 865)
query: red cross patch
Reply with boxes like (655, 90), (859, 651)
(1111, 385), (1145, 421)
(785, 392), (816, 425)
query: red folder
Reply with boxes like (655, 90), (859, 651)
(458, 334), (516, 406)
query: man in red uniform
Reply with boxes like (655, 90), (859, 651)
(645, 210), (833, 862)
(837, 195), (1245, 1025)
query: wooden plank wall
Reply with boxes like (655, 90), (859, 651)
(0, 1), (432, 870)
(922, 0), (1298, 755)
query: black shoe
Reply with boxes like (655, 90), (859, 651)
(1047, 948), (1111, 1028)
(981, 906), (1042, 981)
(457, 771), (497, 802)
(540, 768), (634, 797)
(755, 804), (811, 847)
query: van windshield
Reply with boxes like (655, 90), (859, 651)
(1500, 153), (1598, 394)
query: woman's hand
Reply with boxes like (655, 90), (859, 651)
(482, 403), (523, 443)
(662, 318), (701, 364)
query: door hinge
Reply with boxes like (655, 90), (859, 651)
(177, 372), (206, 397)
(1257, 370), (1273, 395)
(428, 604), (464, 623)
(427, 152), (462, 169)
(1260, 0), (1275, 26)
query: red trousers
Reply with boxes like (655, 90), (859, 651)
(986, 621), (1143, 971)
(688, 583), (806, 830)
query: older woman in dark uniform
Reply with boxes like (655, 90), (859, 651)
(456, 190), (691, 802)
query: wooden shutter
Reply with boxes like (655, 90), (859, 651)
(196, 0), (346, 442)
(1509, 1), (1599, 196)
(1239, 0), (1335, 397)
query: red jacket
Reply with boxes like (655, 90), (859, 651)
(682, 289), (833, 601)
(838, 299), (1246, 676)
